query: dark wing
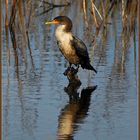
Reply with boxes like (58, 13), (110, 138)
(71, 36), (90, 61)
(71, 36), (97, 73)
(70, 36), (97, 73)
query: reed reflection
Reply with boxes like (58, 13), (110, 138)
(57, 69), (97, 140)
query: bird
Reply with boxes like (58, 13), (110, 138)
(45, 16), (97, 74)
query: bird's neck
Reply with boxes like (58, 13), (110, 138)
(55, 25), (73, 43)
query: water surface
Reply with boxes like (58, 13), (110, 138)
(2, 1), (138, 140)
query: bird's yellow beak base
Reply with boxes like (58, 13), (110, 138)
(45, 20), (60, 25)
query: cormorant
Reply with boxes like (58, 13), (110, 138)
(45, 16), (97, 73)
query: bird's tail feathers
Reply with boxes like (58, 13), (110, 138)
(82, 63), (97, 73)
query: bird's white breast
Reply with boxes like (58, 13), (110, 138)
(55, 25), (73, 53)
(55, 25), (79, 64)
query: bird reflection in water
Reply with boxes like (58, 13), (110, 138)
(57, 68), (97, 140)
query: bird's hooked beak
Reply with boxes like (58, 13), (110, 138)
(45, 20), (60, 25)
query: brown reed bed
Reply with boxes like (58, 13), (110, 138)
(3, 0), (138, 67)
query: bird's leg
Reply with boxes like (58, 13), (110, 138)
(73, 65), (79, 74)
(64, 63), (72, 76)
(69, 64), (79, 74)
(76, 65), (79, 73)
(67, 63), (72, 72)
(68, 63), (72, 70)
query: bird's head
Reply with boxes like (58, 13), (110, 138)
(45, 16), (72, 32)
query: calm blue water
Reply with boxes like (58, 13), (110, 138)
(2, 1), (138, 140)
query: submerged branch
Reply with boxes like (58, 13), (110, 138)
(37, 1), (71, 15)
(43, 1), (71, 7)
